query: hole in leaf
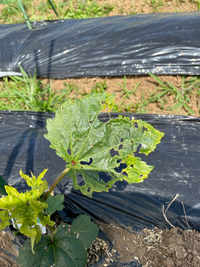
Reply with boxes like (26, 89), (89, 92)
(136, 144), (142, 154)
(67, 148), (71, 155)
(142, 126), (148, 132)
(110, 148), (119, 157)
(133, 122), (138, 128)
(118, 144), (123, 150)
(80, 158), (93, 166)
(114, 162), (127, 173)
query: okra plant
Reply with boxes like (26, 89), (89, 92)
(0, 93), (164, 267)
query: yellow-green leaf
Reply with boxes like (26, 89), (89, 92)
(0, 210), (10, 230)
(0, 170), (54, 251)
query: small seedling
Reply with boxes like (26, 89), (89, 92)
(0, 93), (164, 266)
(91, 80), (108, 93)
(115, 76), (140, 110)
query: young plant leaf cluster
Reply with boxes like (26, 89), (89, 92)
(0, 169), (54, 253)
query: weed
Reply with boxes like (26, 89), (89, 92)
(0, 0), (113, 24)
(197, 0), (200, 10)
(149, 73), (200, 115)
(0, 66), (71, 112)
(137, 90), (153, 113)
(63, 0), (113, 19)
(115, 76), (140, 109)
(91, 80), (108, 93)
(150, 0), (164, 12)
(62, 81), (87, 98)
(0, 0), (23, 23)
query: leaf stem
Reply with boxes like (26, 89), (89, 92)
(44, 168), (70, 200)
(46, 224), (53, 241)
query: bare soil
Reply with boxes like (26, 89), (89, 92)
(49, 75), (200, 116)
(97, 222), (200, 267)
(98, 0), (199, 15)
(0, 230), (18, 267)
(1, 221), (200, 267)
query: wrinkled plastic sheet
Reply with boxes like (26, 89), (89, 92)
(1, 111), (200, 266)
(0, 12), (200, 78)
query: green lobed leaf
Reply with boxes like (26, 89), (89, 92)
(17, 222), (88, 267)
(45, 93), (164, 198)
(44, 194), (64, 216)
(71, 215), (99, 249)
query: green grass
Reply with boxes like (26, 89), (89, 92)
(0, 66), (74, 112)
(150, 0), (164, 12)
(0, 0), (114, 23)
(63, 0), (113, 19)
(113, 76), (140, 111)
(1, 67), (199, 116)
(149, 73), (200, 115)
(91, 80), (108, 93)
(1, 0), (200, 24)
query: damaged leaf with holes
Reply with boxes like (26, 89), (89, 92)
(45, 92), (164, 198)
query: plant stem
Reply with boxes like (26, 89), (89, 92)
(47, 0), (59, 18)
(17, 0), (32, 30)
(46, 224), (53, 241)
(44, 167), (70, 200)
